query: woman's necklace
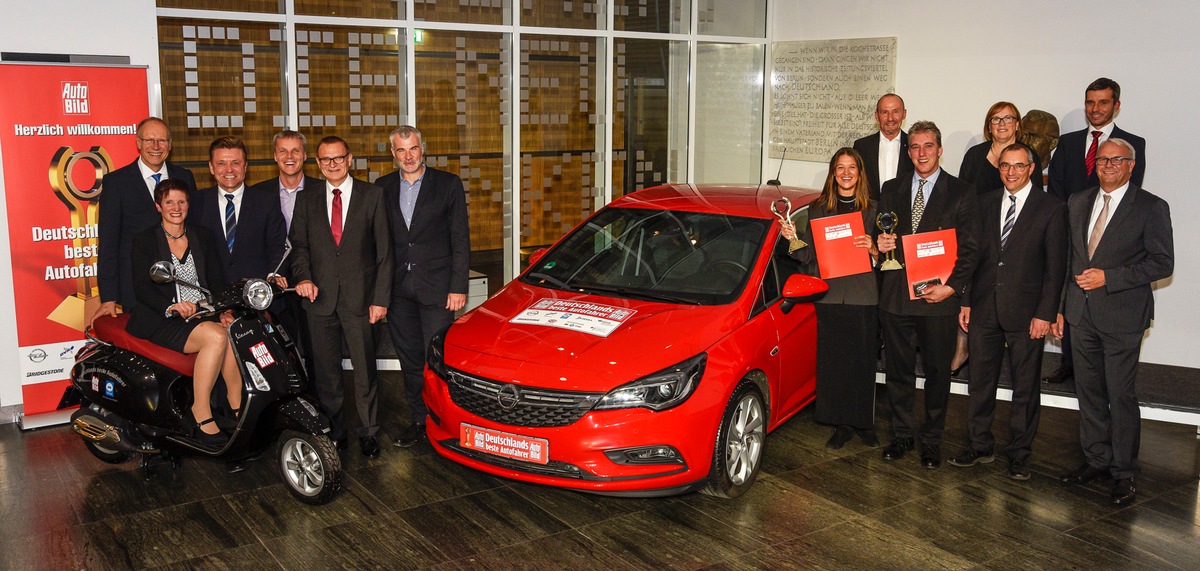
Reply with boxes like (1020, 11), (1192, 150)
(161, 223), (185, 240)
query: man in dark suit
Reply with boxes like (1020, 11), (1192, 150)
(853, 94), (913, 199)
(377, 126), (471, 448)
(290, 136), (393, 458)
(250, 130), (323, 374)
(191, 136), (286, 285)
(1045, 77), (1147, 384)
(948, 143), (1067, 480)
(875, 120), (980, 469)
(1054, 138), (1173, 505)
(93, 117), (196, 323)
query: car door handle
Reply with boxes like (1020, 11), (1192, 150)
(770, 346), (779, 356)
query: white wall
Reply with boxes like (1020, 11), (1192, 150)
(0, 0), (160, 407)
(769, 0), (1200, 367)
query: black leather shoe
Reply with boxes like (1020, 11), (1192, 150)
(826, 426), (855, 450)
(1007, 458), (1031, 481)
(857, 429), (880, 447)
(1060, 463), (1111, 485)
(1111, 478), (1136, 505)
(393, 423), (427, 448)
(948, 449), (994, 468)
(881, 437), (914, 461)
(920, 444), (942, 469)
(360, 436), (380, 458)
(1043, 367), (1073, 384)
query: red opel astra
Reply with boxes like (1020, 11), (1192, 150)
(423, 184), (827, 497)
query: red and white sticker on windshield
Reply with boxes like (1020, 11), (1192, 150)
(510, 298), (637, 337)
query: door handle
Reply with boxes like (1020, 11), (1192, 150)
(770, 346), (779, 356)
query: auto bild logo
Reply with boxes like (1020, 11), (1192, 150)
(61, 81), (90, 115)
(496, 384), (521, 410)
(250, 342), (276, 368)
(28, 349), (48, 363)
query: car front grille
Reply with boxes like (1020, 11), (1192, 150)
(446, 370), (604, 428)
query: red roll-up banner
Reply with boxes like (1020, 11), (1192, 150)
(0, 63), (148, 423)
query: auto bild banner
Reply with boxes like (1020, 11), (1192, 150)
(0, 63), (148, 419)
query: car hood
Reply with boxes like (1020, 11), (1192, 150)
(444, 281), (744, 391)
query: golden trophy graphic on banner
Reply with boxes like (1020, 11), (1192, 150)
(47, 146), (112, 331)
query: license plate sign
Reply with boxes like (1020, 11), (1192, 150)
(460, 423), (549, 465)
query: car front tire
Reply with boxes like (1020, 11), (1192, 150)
(702, 379), (766, 498)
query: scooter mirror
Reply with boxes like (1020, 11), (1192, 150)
(149, 261), (176, 284)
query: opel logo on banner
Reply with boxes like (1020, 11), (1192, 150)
(496, 384), (521, 410)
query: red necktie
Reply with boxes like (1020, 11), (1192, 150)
(331, 188), (343, 246)
(1085, 130), (1102, 177)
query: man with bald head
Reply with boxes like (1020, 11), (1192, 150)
(854, 94), (914, 199)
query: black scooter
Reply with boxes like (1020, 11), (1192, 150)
(57, 253), (342, 505)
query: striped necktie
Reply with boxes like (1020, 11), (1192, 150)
(1000, 194), (1016, 249)
(224, 193), (237, 252)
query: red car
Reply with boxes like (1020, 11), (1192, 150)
(423, 184), (828, 497)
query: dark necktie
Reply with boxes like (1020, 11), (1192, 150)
(331, 188), (343, 246)
(1085, 130), (1102, 177)
(224, 193), (237, 252)
(1000, 194), (1016, 249)
(912, 179), (928, 231)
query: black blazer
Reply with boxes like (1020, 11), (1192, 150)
(1048, 125), (1146, 203)
(377, 166), (471, 305)
(958, 141), (1043, 195)
(250, 174), (324, 280)
(874, 170), (980, 317)
(126, 224), (224, 340)
(790, 200), (878, 306)
(97, 159), (196, 307)
(1062, 185), (1173, 333)
(853, 131), (912, 199)
(289, 178), (394, 316)
(963, 188), (1066, 331)
(191, 185), (287, 285)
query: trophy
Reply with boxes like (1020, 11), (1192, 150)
(876, 211), (903, 271)
(771, 197), (806, 253)
(47, 146), (113, 331)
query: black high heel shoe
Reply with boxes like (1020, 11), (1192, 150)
(192, 417), (228, 446)
(214, 407), (241, 432)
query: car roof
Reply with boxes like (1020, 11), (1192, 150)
(611, 183), (821, 219)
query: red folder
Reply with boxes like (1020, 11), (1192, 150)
(901, 229), (958, 300)
(810, 212), (872, 279)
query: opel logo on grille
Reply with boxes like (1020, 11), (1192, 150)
(496, 384), (521, 410)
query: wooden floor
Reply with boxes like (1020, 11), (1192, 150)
(2, 371), (1198, 570)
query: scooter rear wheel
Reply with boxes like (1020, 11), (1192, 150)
(277, 430), (342, 505)
(85, 439), (132, 464)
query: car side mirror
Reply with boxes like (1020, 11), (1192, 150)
(528, 247), (549, 268)
(779, 273), (829, 314)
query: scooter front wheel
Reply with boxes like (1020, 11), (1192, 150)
(277, 430), (342, 505)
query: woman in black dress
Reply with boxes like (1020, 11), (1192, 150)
(125, 179), (242, 445)
(782, 148), (880, 449)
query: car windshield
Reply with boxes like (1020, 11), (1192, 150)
(522, 206), (770, 305)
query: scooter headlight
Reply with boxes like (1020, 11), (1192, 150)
(242, 279), (274, 311)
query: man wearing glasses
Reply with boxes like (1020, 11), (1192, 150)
(289, 136), (393, 459)
(93, 117), (196, 324)
(1045, 78), (1147, 384)
(949, 143), (1066, 480)
(1053, 139), (1172, 505)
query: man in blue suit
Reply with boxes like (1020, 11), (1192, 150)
(93, 117), (196, 323)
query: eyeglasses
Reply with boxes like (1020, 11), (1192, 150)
(138, 137), (171, 146)
(1095, 157), (1132, 167)
(989, 116), (1018, 125)
(998, 162), (1030, 171)
(316, 154), (349, 165)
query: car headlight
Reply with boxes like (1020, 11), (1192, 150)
(595, 353), (706, 411)
(242, 279), (274, 311)
(427, 325), (450, 379)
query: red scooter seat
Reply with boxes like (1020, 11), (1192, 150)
(92, 313), (197, 377)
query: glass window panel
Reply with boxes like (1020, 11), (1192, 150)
(157, 18), (288, 186)
(295, 0), (404, 19)
(612, 38), (688, 197)
(297, 25), (407, 183)
(694, 43), (763, 184)
(697, 0), (765, 37)
(614, 0), (689, 33)
(415, 30), (511, 292)
(519, 35), (604, 253)
(157, 0), (282, 13)
(522, 0), (605, 30)
(415, 0), (510, 25)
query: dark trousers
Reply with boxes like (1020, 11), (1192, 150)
(1072, 308), (1143, 479)
(307, 299), (379, 440)
(386, 276), (455, 424)
(880, 310), (957, 444)
(814, 303), (878, 430)
(965, 305), (1043, 462)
